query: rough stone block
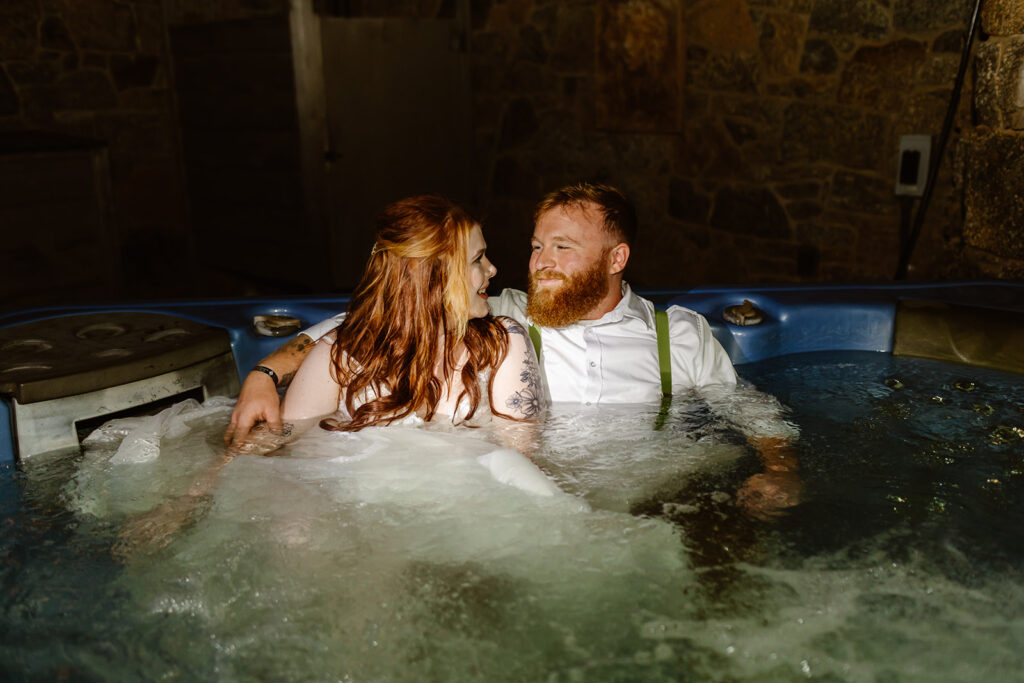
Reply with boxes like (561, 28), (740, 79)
(785, 199), (822, 220)
(893, 89), (952, 140)
(982, 0), (1024, 37)
(895, 0), (972, 33)
(975, 37), (1024, 131)
(920, 53), (959, 87)
(809, 0), (889, 40)
(964, 129), (1024, 259)
(549, 5), (595, 73)
(776, 181), (821, 199)
(795, 220), (856, 262)
(764, 76), (835, 100)
(709, 185), (790, 238)
(686, 49), (759, 93)
(972, 41), (1002, 129)
(596, 0), (683, 132)
(676, 118), (759, 180)
(800, 38), (838, 75)
(837, 39), (927, 111)
(759, 11), (806, 78)
(963, 245), (1024, 279)
(62, 2), (137, 52)
(933, 30), (963, 54)
(828, 170), (892, 214)
(716, 94), (784, 127)
(41, 17), (75, 52)
(23, 70), (119, 113)
(780, 102), (887, 170)
(686, 0), (758, 50)
(5, 61), (59, 87)
(723, 117), (759, 145)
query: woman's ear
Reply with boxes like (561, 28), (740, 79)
(608, 242), (630, 275)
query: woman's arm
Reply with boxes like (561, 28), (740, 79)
(490, 318), (544, 420)
(281, 336), (343, 422)
(224, 334), (316, 446)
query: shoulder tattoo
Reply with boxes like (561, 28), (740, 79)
(505, 338), (543, 419)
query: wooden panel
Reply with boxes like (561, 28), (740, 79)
(0, 144), (116, 311)
(169, 15), (329, 292)
(320, 17), (473, 290)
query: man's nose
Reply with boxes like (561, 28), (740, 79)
(532, 246), (554, 270)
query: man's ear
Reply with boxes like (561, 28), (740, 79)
(608, 242), (630, 275)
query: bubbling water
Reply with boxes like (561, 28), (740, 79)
(2, 351), (1024, 681)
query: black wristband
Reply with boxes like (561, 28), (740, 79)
(251, 364), (280, 387)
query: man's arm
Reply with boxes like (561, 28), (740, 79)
(736, 435), (801, 519)
(223, 334), (316, 446)
(666, 306), (801, 518)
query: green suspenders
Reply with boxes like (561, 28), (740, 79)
(654, 310), (671, 398)
(653, 310), (672, 430)
(528, 324), (543, 361)
(528, 311), (672, 397)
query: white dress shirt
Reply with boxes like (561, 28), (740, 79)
(298, 286), (794, 437)
(489, 283), (737, 404)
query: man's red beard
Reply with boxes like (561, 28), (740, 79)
(526, 252), (611, 328)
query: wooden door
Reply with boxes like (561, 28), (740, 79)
(320, 17), (473, 290)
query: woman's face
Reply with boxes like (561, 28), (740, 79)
(466, 224), (497, 319)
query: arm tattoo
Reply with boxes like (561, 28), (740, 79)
(503, 321), (543, 418)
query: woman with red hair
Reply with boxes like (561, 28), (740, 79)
(282, 195), (542, 430)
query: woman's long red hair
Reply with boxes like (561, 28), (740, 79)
(322, 195), (510, 431)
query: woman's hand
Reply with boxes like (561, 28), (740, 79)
(224, 334), (319, 447)
(224, 370), (283, 447)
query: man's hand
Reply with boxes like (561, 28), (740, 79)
(737, 470), (802, 520)
(739, 436), (802, 520)
(224, 370), (283, 447)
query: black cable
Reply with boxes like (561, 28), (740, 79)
(895, 0), (985, 280)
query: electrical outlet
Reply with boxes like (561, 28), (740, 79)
(895, 135), (931, 197)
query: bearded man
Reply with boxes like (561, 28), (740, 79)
(488, 182), (736, 404)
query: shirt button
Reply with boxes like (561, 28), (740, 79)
(589, 361), (596, 367)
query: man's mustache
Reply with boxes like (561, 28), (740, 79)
(532, 270), (566, 281)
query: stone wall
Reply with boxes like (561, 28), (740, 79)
(472, 0), (984, 288)
(960, 0), (1024, 279)
(0, 0), (191, 303)
(4, 0), (1021, 307)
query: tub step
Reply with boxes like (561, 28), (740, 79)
(0, 312), (239, 459)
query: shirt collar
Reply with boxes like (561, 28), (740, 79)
(586, 282), (654, 329)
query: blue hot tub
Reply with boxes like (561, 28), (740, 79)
(1, 281), (1022, 462)
(2, 280), (1024, 682)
